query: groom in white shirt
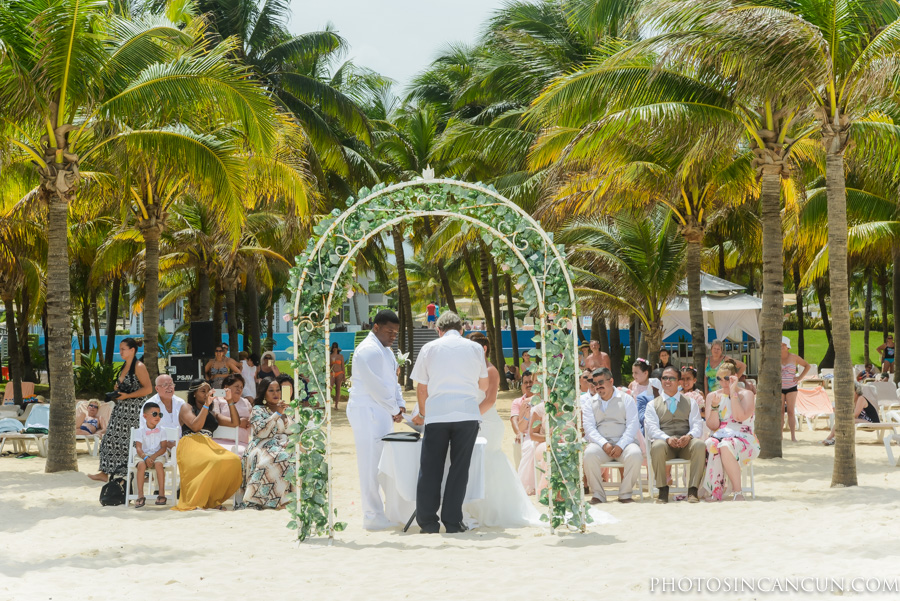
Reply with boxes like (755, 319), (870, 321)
(347, 310), (405, 530)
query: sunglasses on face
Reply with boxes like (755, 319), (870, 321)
(716, 376), (731, 382)
(88, 405), (99, 409)
(661, 376), (679, 382)
(215, 349), (224, 353)
(147, 411), (163, 418)
(594, 378), (611, 385)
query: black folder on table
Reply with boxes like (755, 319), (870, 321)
(381, 431), (421, 442)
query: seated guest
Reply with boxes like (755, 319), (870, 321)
(527, 394), (548, 497)
(582, 367), (641, 504)
(514, 371), (537, 495)
(644, 366), (705, 503)
(579, 369), (593, 396)
(241, 377), (296, 509)
(173, 379), (242, 511)
(510, 371), (535, 470)
(629, 358), (660, 398)
(212, 374), (253, 451)
(76, 401), (107, 437)
(703, 363), (759, 501)
(133, 402), (171, 508)
(140, 375), (188, 445)
(256, 352), (281, 385)
(856, 363), (878, 381)
(822, 382), (880, 445)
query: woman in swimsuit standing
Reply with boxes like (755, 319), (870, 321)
(877, 335), (895, 375)
(780, 336), (810, 442)
(330, 343), (346, 410)
(205, 345), (239, 389)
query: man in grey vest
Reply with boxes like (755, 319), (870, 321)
(645, 366), (705, 503)
(582, 367), (642, 504)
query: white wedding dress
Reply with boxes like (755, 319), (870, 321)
(463, 405), (544, 528)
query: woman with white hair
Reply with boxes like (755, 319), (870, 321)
(780, 336), (810, 442)
(256, 351), (281, 386)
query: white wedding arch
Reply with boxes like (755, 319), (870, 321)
(288, 178), (587, 541)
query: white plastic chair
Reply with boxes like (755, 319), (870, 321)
(646, 440), (691, 500)
(211, 425), (244, 505)
(0, 404), (49, 456)
(124, 427), (179, 508)
(865, 382), (900, 420)
(740, 461), (756, 499)
(598, 458), (645, 501)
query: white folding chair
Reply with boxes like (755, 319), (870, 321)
(212, 425), (244, 505)
(597, 459), (645, 501)
(124, 427), (179, 508)
(646, 440), (691, 500)
(740, 461), (756, 499)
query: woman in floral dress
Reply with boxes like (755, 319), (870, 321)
(89, 339), (153, 481)
(241, 377), (296, 509)
(702, 362), (759, 501)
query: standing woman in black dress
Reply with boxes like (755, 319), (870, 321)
(89, 338), (153, 482)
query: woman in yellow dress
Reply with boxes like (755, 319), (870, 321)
(172, 380), (243, 511)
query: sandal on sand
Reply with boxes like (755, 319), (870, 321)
(822, 439), (835, 446)
(155, 496), (167, 506)
(730, 492), (745, 502)
(135, 497), (146, 508)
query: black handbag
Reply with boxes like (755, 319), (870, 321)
(100, 476), (126, 506)
(105, 391), (120, 402)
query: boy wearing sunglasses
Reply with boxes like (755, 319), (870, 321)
(133, 402), (171, 508)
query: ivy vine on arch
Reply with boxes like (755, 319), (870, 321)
(287, 179), (588, 541)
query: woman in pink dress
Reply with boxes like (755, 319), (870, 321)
(702, 363), (759, 501)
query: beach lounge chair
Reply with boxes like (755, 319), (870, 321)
(885, 431), (900, 467)
(0, 403), (49, 456)
(74, 400), (114, 456)
(864, 381), (900, 419)
(794, 386), (834, 431)
(124, 427), (179, 508)
(819, 368), (834, 389)
(2, 381), (35, 405)
(799, 364), (823, 388)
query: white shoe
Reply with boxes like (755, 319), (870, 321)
(363, 516), (397, 531)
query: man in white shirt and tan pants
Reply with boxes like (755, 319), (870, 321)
(347, 310), (405, 530)
(411, 311), (488, 534)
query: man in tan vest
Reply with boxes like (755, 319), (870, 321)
(582, 367), (642, 503)
(645, 366), (705, 503)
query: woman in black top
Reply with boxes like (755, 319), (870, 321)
(655, 348), (674, 371)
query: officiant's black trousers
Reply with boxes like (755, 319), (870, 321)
(416, 420), (480, 529)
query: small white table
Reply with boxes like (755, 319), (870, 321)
(378, 436), (486, 527)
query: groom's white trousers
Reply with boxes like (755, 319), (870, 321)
(347, 402), (394, 523)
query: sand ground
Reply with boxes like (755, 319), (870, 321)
(1, 389), (899, 601)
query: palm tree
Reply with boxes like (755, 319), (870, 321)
(0, 3), (283, 470)
(560, 207), (686, 359)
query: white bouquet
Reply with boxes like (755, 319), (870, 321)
(396, 350), (410, 367)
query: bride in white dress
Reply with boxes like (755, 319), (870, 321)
(462, 333), (543, 528)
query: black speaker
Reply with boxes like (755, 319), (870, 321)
(191, 320), (216, 359)
(168, 354), (199, 390)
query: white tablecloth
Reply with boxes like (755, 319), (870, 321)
(378, 436), (486, 524)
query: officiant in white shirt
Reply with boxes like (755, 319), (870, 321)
(411, 311), (488, 534)
(346, 310), (405, 530)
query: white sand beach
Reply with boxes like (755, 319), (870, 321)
(2, 390), (899, 601)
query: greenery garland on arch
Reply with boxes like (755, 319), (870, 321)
(287, 179), (588, 541)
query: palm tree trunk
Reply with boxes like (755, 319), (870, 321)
(793, 262), (805, 357)
(506, 276), (519, 369)
(609, 314), (623, 385)
(638, 323), (649, 360)
(629, 315), (637, 358)
(105, 277), (121, 364)
(392, 227), (414, 389)
(266, 298), (275, 350)
(246, 269), (261, 357)
(598, 316), (610, 354)
(863, 273), (873, 365)
(646, 319), (663, 366)
(423, 218), (457, 314)
(825, 148), (856, 487)
(756, 167), (785, 459)
(45, 192), (78, 472)
(197, 267), (211, 320)
(491, 261), (508, 391)
(141, 227), (161, 382)
(880, 265), (890, 344)
(91, 290), (103, 364)
(80, 294), (90, 355)
(225, 284), (238, 358)
(816, 281), (835, 367)
(3, 297), (23, 405)
(685, 239), (707, 383)
(213, 283), (224, 345)
(18, 288), (35, 382)
(892, 246), (900, 385)
(477, 248), (499, 370)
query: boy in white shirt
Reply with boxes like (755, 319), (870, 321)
(134, 402), (170, 508)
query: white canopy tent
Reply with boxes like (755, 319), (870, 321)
(663, 293), (763, 342)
